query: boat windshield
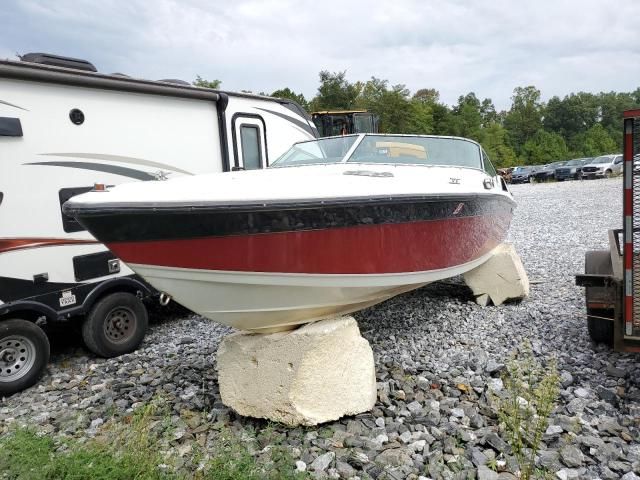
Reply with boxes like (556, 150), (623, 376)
(271, 136), (359, 167)
(271, 135), (482, 169)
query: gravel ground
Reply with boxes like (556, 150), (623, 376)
(2, 178), (639, 480)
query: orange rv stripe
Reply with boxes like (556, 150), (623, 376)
(0, 238), (98, 253)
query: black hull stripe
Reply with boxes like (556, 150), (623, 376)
(72, 195), (515, 243)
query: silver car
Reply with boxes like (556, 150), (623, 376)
(581, 154), (623, 179)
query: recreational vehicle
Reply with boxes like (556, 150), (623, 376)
(0, 53), (317, 395)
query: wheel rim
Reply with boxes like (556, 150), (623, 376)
(0, 335), (37, 382)
(103, 306), (137, 343)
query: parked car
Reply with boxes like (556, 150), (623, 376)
(581, 154), (623, 179)
(554, 157), (593, 181)
(531, 161), (567, 182)
(511, 165), (539, 184)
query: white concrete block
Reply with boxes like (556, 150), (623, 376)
(463, 243), (529, 306)
(217, 316), (376, 426)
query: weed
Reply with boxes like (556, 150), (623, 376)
(0, 397), (308, 480)
(497, 342), (560, 480)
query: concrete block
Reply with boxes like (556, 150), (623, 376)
(217, 316), (376, 426)
(463, 243), (529, 306)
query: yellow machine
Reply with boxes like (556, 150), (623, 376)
(311, 110), (379, 137)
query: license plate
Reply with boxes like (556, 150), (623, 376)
(59, 291), (77, 307)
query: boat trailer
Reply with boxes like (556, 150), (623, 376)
(576, 109), (640, 352)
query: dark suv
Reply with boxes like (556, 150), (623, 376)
(532, 161), (566, 182)
(554, 158), (592, 181)
(511, 166), (539, 184)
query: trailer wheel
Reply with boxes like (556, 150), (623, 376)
(584, 251), (614, 345)
(0, 319), (50, 396)
(82, 292), (148, 358)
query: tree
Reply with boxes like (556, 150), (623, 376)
(520, 130), (569, 164)
(193, 76), (221, 89)
(480, 98), (498, 126)
(543, 92), (599, 140)
(270, 88), (309, 110)
(482, 123), (518, 168)
(309, 71), (361, 111)
(406, 100), (434, 135)
(450, 93), (484, 142)
(504, 86), (544, 154)
(358, 77), (431, 133)
(581, 124), (618, 156)
(598, 91), (638, 147)
(412, 88), (453, 135)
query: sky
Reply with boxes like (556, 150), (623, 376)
(1, 0), (639, 110)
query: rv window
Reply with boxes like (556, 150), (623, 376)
(240, 125), (262, 170)
(59, 187), (94, 232)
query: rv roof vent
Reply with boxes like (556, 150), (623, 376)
(158, 79), (190, 86)
(20, 52), (97, 72)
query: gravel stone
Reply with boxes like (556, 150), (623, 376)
(1, 181), (638, 480)
(477, 465), (499, 480)
(621, 473), (640, 480)
(310, 451), (335, 472)
(560, 444), (584, 467)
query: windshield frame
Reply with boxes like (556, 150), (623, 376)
(271, 133), (487, 172)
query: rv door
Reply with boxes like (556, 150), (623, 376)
(232, 115), (268, 170)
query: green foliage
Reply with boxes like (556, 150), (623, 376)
(504, 86), (544, 154)
(482, 122), (518, 168)
(309, 70), (361, 111)
(357, 77), (433, 134)
(271, 88), (309, 110)
(581, 123), (619, 157)
(0, 427), (174, 480)
(193, 76), (221, 89)
(0, 397), (307, 480)
(450, 93), (484, 141)
(543, 92), (599, 140)
(497, 343), (560, 480)
(196, 68), (636, 163)
(520, 130), (569, 165)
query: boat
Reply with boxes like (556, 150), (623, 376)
(64, 134), (516, 332)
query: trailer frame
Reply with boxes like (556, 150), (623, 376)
(576, 110), (640, 352)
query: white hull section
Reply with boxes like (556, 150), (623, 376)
(129, 248), (495, 332)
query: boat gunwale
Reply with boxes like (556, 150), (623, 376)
(64, 191), (516, 216)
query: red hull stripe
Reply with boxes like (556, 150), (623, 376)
(106, 215), (510, 274)
(0, 237), (98, 254)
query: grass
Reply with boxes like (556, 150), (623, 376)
(497, 342), (560, 480)
(0, 397), (307, 480)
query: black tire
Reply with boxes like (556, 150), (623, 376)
(0, 319), (50, 396)
(82, 292), (148, 358)
(587, 316), (614, 344)
(584, 251), (614, 345)
(604, 170), (612, 179)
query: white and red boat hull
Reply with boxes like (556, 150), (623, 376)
(64, 162), (515, 331)
(128, 250), (498, 332)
